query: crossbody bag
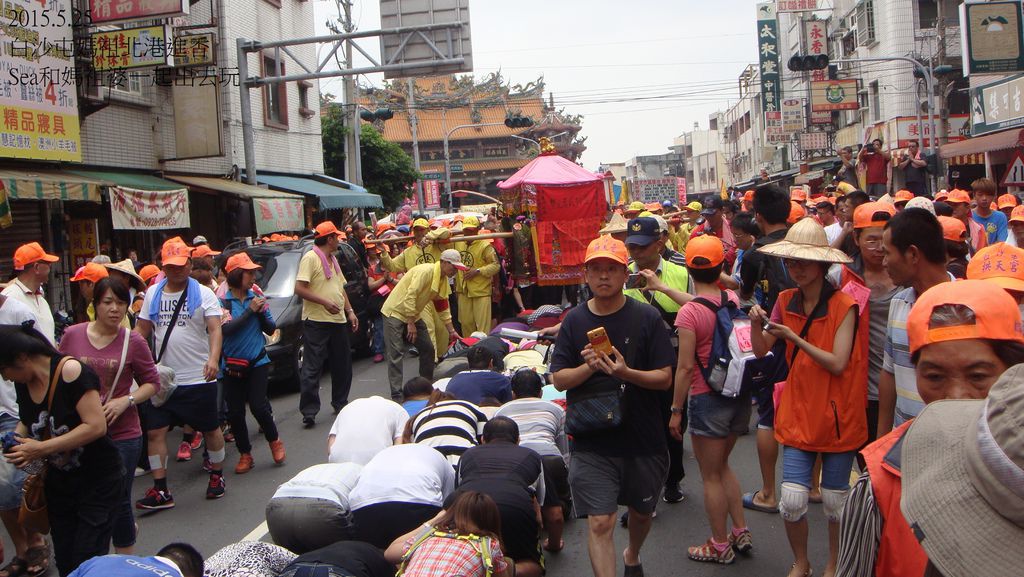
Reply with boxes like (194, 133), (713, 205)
(151, 290), (187, 407)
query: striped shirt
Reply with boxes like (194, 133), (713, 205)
(411, 400), (488, 466)
(493, 398), (568, 459)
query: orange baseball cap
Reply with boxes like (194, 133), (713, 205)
(790, 188), (808, 202)
(225, 252), (262, 273)
(946, 189), (972, 205)
(937, 216), (967, 242)
(314, 221), (345, 239)
(999, 193), (1019, 210)
(645, 202), (663, 212)
(853, 201), (897, 229)
(894, 190), (914, 204)
(686, 235), (726, 269)
(743, 190), (755, 203)
(161, 239), (192, 267)
(363, 239), (381, 253)
(990, 202), (998, 211)
(191, 245), (221, 258)
(966, 242), (1024, 292)
(1011, 205), (1024, 224)
(787, 201), (807, 224)
(584, 235), (628, 265)
(70, 262), (109, 283)
(908, 279), (1024, 354)
(934, 190), (950, 202)
(13, 242), (59, 270)
(139, 264), (160, 284)
(374, 222), (394, 236)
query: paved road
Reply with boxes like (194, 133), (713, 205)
(3, 354), (836, 576)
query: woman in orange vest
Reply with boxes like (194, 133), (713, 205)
(748, 218), (866, 577)
(835, 279), (1024, 577)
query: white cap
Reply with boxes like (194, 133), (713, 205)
(905, 196), (936, 215)
(440, 249), (470, 270)
(192, 235), (209, 246)
(651, 215), (669, 233)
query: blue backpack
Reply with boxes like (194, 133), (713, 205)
(692, 292), (788, 397)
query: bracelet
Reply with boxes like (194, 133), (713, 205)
(345, 309), (354, 314)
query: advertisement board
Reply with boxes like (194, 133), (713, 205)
(811, 79), (860, 111)
(970, 72), (1024, 136)
(960, 1), (1024, 75)
(90, 0), (189, 25)
(92, 25), (174, 71)
(756, 3), (781, 113)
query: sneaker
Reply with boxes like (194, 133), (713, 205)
(202, 458), (215, 474)
(189, 433), (204, 451)
(222, 425), (235, 444)
(688, 539), (735, 564)
(234, 453), (254, 474)
(175, 441), (191, 462)
(729, 529), (753, 554)
(136, 487), (175, 510)
(206, 474), (226, 499)
(663, 483), (685, 503)
(373, 353), (384, 363)
(302, 416), (315, 429)
(269, 439), (286, 465)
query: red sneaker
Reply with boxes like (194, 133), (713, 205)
(269, 439), (286, 465)
(175, 441), (191, 462)
(189, 433), (204, 451)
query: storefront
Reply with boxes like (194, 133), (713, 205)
(940, 129), (1024, 192)
(253, 172), (384, 220)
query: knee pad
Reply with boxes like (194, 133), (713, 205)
(208, 447), (226, 464)
(779, 482), (809, 522)
(822, 487), (848, 523)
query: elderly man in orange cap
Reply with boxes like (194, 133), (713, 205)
(2, 242), (60, 344)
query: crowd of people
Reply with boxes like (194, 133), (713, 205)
(0, 177), (1022, 577)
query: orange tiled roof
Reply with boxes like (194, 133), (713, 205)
(368, 95), (546, 143)
(419, 158), (529, 174)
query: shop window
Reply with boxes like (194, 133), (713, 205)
(262, 54), (288, 128)
(856, 0), (876, 46)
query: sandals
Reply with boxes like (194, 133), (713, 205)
(542, 538), (564, 553)
(0, 545), (48, 577)
(0, 557), (27, 577)
(742, 490), (780, 513)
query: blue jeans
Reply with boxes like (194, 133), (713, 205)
(371, 314), (384, 355)
(781, 446), (856, 491)
(0, 413), (25, 510)
(112, 436), (143, 548)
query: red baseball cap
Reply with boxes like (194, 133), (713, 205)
(13, 242), (59, 270)
(70, 262), (109, 283)
(787, 201), (807, 224)
(908, 279), (1024, 354)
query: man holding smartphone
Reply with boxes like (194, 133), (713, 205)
(552, 235), (675, 577)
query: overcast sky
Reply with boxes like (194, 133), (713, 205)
(313, 0), (759, 169)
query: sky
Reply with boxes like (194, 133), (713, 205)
(312, 0), (760, 170)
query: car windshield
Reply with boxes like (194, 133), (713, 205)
(250, 250), (300, 298)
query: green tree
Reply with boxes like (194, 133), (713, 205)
(321, 100), (348, 179)
(359, 123), (420, 211)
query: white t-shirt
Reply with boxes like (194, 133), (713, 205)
(348, 444), (455, 510)
(0, 297), (36, 418)
(272, 463), (363, 508)
(2, 279), (55, 345)
(824, 222), (843, 246)
(328, 396), (409, 465)
(139, 284), (221, 386)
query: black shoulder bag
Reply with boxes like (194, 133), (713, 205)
(565, 299), (642, 436)
(151, 288), (187, 407)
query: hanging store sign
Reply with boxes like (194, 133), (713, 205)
(764, 111), (789, 144)
(0, 0), (81, 162)
(960, 1), (1024, 75)
(92, 25), (174, 72)
(676, 177), (687, 206)
(810, 79), (860, 111)
(110, 186), (190, 230)
(89, 0), (189, 25)
(630, 179), (680, 203)
(799, 131), (830, 153)
(423, 180), (441, 209)
(172, 33), (216, 68)
(803, 19), (828, 82)
(970, 72), (1024, 136)
(778, 0), (819, 12)
(253, 198), (304, 236)
(69, 219), (99, 269)
(173, 72), (222, 159)
(782, 99), (805, 133)
(885, 115), (969, 148)
(756, 2), (781, 114)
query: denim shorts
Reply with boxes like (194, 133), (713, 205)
(688, 392), (752, 439)
(781, 446), (856, 491)
(0, 413), (26, 510)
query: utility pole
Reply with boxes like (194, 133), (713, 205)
(408, 77), (425, 211)
(341, 0), (363, 186)
(934, 0), (948, 190)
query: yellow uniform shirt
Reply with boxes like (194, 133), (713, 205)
(381, 262), (453, 324)
(454, 240), (499, 298)
(296, 249), (348, 323)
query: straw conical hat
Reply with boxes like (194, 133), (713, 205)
(757, 218), (852, 264)
(103, 258), (146, 289)
(599, 213), (628, 235)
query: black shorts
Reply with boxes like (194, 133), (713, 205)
(497, 501), (543, 569)
(754, 380), (775, 430)
(568, 450), (668, 517)
(140, 382), (220, 433)
(541, 455), (571, 509)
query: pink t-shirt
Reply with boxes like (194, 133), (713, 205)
(58, 324), (160, 441)
(674, 290), (740, 396)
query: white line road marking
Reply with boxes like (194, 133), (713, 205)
(242, 520), (269, 542)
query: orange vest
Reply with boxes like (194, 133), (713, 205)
(861, 421), (928, 577)
(774, 285), (868, 452)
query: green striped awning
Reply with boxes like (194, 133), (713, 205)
(0, 169), (104, 202)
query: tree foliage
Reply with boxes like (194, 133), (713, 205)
(359, 123), (420, 211)
(321, 102), (348, 179)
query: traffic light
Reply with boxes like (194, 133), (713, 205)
(504, 114), (533, 128)
(788, 54), (830, 72)
(359, 107), (394, 121)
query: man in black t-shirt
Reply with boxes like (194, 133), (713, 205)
(278, 541), (393, 577)
(551, 235), (674, 577)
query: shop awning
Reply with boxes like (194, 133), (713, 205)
(164, 175), (300, 200)
(940, 128), (1024, 160)
(255, 174), (383, 210)
(66, 169), (185, 191)
(0, 169), (105, 202)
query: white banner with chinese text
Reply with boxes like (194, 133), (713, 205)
(110, 186), (190, 230)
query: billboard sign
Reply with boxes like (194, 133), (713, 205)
(811, 79), (860, 111)
(172, 33), (216, 68)
(778, 0), (819, 12)
(782, 98), (805, 133)
(764, 111), (789, 144)
(92, 25), (174, 71)
(380, 0), (472, 79)
(756, 2), (781, 114)
(970, 72), (1024, 136)
(0, 0), (81, 162)
(90, 0), (189, 25)
(960, 1), (1024, 75)
(173, 72), (223, 159)
(630, 178), (679, 203)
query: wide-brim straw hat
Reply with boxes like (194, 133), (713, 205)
(103, 258), (146, 290)
(756, 217), (852, 264)
(599, 212), (628, 235)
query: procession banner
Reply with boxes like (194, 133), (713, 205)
(254, 198), (304, 235)
(110, 186), (190, 230)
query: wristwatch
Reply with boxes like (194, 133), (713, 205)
(670, 406), (684, 415)
(127, 394), (136, 406)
